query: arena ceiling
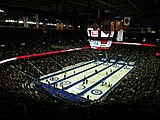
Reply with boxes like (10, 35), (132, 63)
(0, 0), (160, 27)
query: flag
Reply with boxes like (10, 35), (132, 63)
(23, 16), (29, 28)
(124, 17), (131, 26)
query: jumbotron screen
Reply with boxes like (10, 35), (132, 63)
(89, 39), (112, 50)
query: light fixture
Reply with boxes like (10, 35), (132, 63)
(0, 9), (4, 12)
(104, 10), (109, 13)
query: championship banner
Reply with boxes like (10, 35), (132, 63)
(110, 21), (115, 31)
(116, 21), (121, 30)
(23, 16), (29, 28)
(56, 23), (60, 30)
(60, 23), (64, 30)
(116, 29), (123, 41)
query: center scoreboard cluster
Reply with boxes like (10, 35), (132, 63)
(87, 27), (114, 50)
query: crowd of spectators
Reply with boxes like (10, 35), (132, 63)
(0, 27), (160, 120)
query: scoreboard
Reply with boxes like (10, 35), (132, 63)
(89, 39), (112, 50)
(87, 27), (114, 50)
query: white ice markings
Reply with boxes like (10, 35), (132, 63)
(40, 60), (135, 101)
(65, 63), (121, 95)
(40, 60), (96, 84)
(40, 60), (107, 86)
(81, 65), (134, 100)
(56, 62), (113, 89)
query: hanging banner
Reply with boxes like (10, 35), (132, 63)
(23, 16), (29, 28)
(43, 22), (47, 33)
(124, 17), (131, 26)
(56, 23), (60, 30)
(110, 21), (115, 31)
(60, 23), (64, 30)
(116, 20), (121, 30)
(35, 14), (39, 29)
(116, 29), (123, 41)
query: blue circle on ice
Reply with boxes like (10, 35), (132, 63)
(91, 89), (103, 95)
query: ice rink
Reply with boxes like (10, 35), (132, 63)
(38, 60), (135, 101)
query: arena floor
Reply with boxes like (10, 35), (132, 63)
(37, 60), (135, 102)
